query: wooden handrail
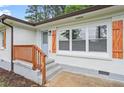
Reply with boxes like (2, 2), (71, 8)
(34, 45), (46, 84)
(13, 45), (46, 85)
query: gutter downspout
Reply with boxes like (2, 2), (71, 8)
(1, 19), (14, 71)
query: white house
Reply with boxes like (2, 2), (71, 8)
(0, 5), (124, 85)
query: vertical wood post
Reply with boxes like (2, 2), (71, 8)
(52, 31), (56, 53)
(41, 55), (46, 85)
(32, 46), (37, 70)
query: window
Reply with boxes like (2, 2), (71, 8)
(72, 29), (86, 51)
(89, 25), (107, 52)
(0, 30), (6, 48)
(58, 23), (108, 54)
(59, 30), (70, 50)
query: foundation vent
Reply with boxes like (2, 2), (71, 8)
(98, 70), (110, 76)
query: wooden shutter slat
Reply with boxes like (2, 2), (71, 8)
(52, 31), (56, 53)
(112, 20), (123, 59)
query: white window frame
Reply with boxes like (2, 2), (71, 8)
(58, 29), (70, 51)
(88, 24), (108, 53)
(57, 19), (112, 60)
(0, 30), (6, 49)
(71, 28), (86, 52)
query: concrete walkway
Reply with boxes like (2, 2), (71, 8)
(45, 71), (124, 87)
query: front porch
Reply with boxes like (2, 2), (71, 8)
(0, 44), (61, 85)
(13, 45), (61, 85)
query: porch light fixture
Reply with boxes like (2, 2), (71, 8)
(48, 31), (51, 36)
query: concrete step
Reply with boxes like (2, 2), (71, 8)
(46, 58), (62, 80)
(46, 62), (58, 71)
(46, 65), (62, 80)
(46, 58), (54, 65)
(13, 58), (54, 69)
(13, 60), (42, 84)
(13, 58), (62, 84)
(13, 60), (33, 69)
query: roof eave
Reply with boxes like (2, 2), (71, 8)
(0, 14), (35, 26)
(0, 5), (114, 27)
(35, 5), (114, 26)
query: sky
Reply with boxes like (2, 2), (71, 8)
(0, 5), (28, 20)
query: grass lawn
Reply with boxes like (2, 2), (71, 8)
(0, 68), (40, 87)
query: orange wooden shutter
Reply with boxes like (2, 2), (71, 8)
(3, 31), (6, 48)
(112, 20), (123, 59)
(52, 31), (56, 53)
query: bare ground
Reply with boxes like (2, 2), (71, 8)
(1, 67), (124, 87)
(45, 71), (124, 87)
(0, 68), (41, 87)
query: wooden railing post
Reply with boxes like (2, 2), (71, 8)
(41, 55), (46, 85)
(32, 45), (37, 70)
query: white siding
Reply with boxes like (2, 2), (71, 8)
(0, 28), (11, 62)
(13, 26), (36, 45)
(55, 55), (124, 75)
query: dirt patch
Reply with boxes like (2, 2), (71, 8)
(1, 67), (124, 87)
(45, 71), (124, 87)
(0, 68), (41, 87)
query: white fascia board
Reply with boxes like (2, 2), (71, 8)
(36, 6), (124, 29)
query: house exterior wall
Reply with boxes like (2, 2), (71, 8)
(53, 20), (123, 74)
(13, 26), (36, 45)
(0, 27), (11, 62)
(0, 26), (36, 62)
(36, 11), (124, 79)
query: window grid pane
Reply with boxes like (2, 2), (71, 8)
(72, 29), (86, 51)
(59, 30), (70, 50)
(89, 25), (107, 52)
(0, 31), (4, 48)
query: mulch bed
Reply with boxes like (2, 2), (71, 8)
(0, 68), (41, 87)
